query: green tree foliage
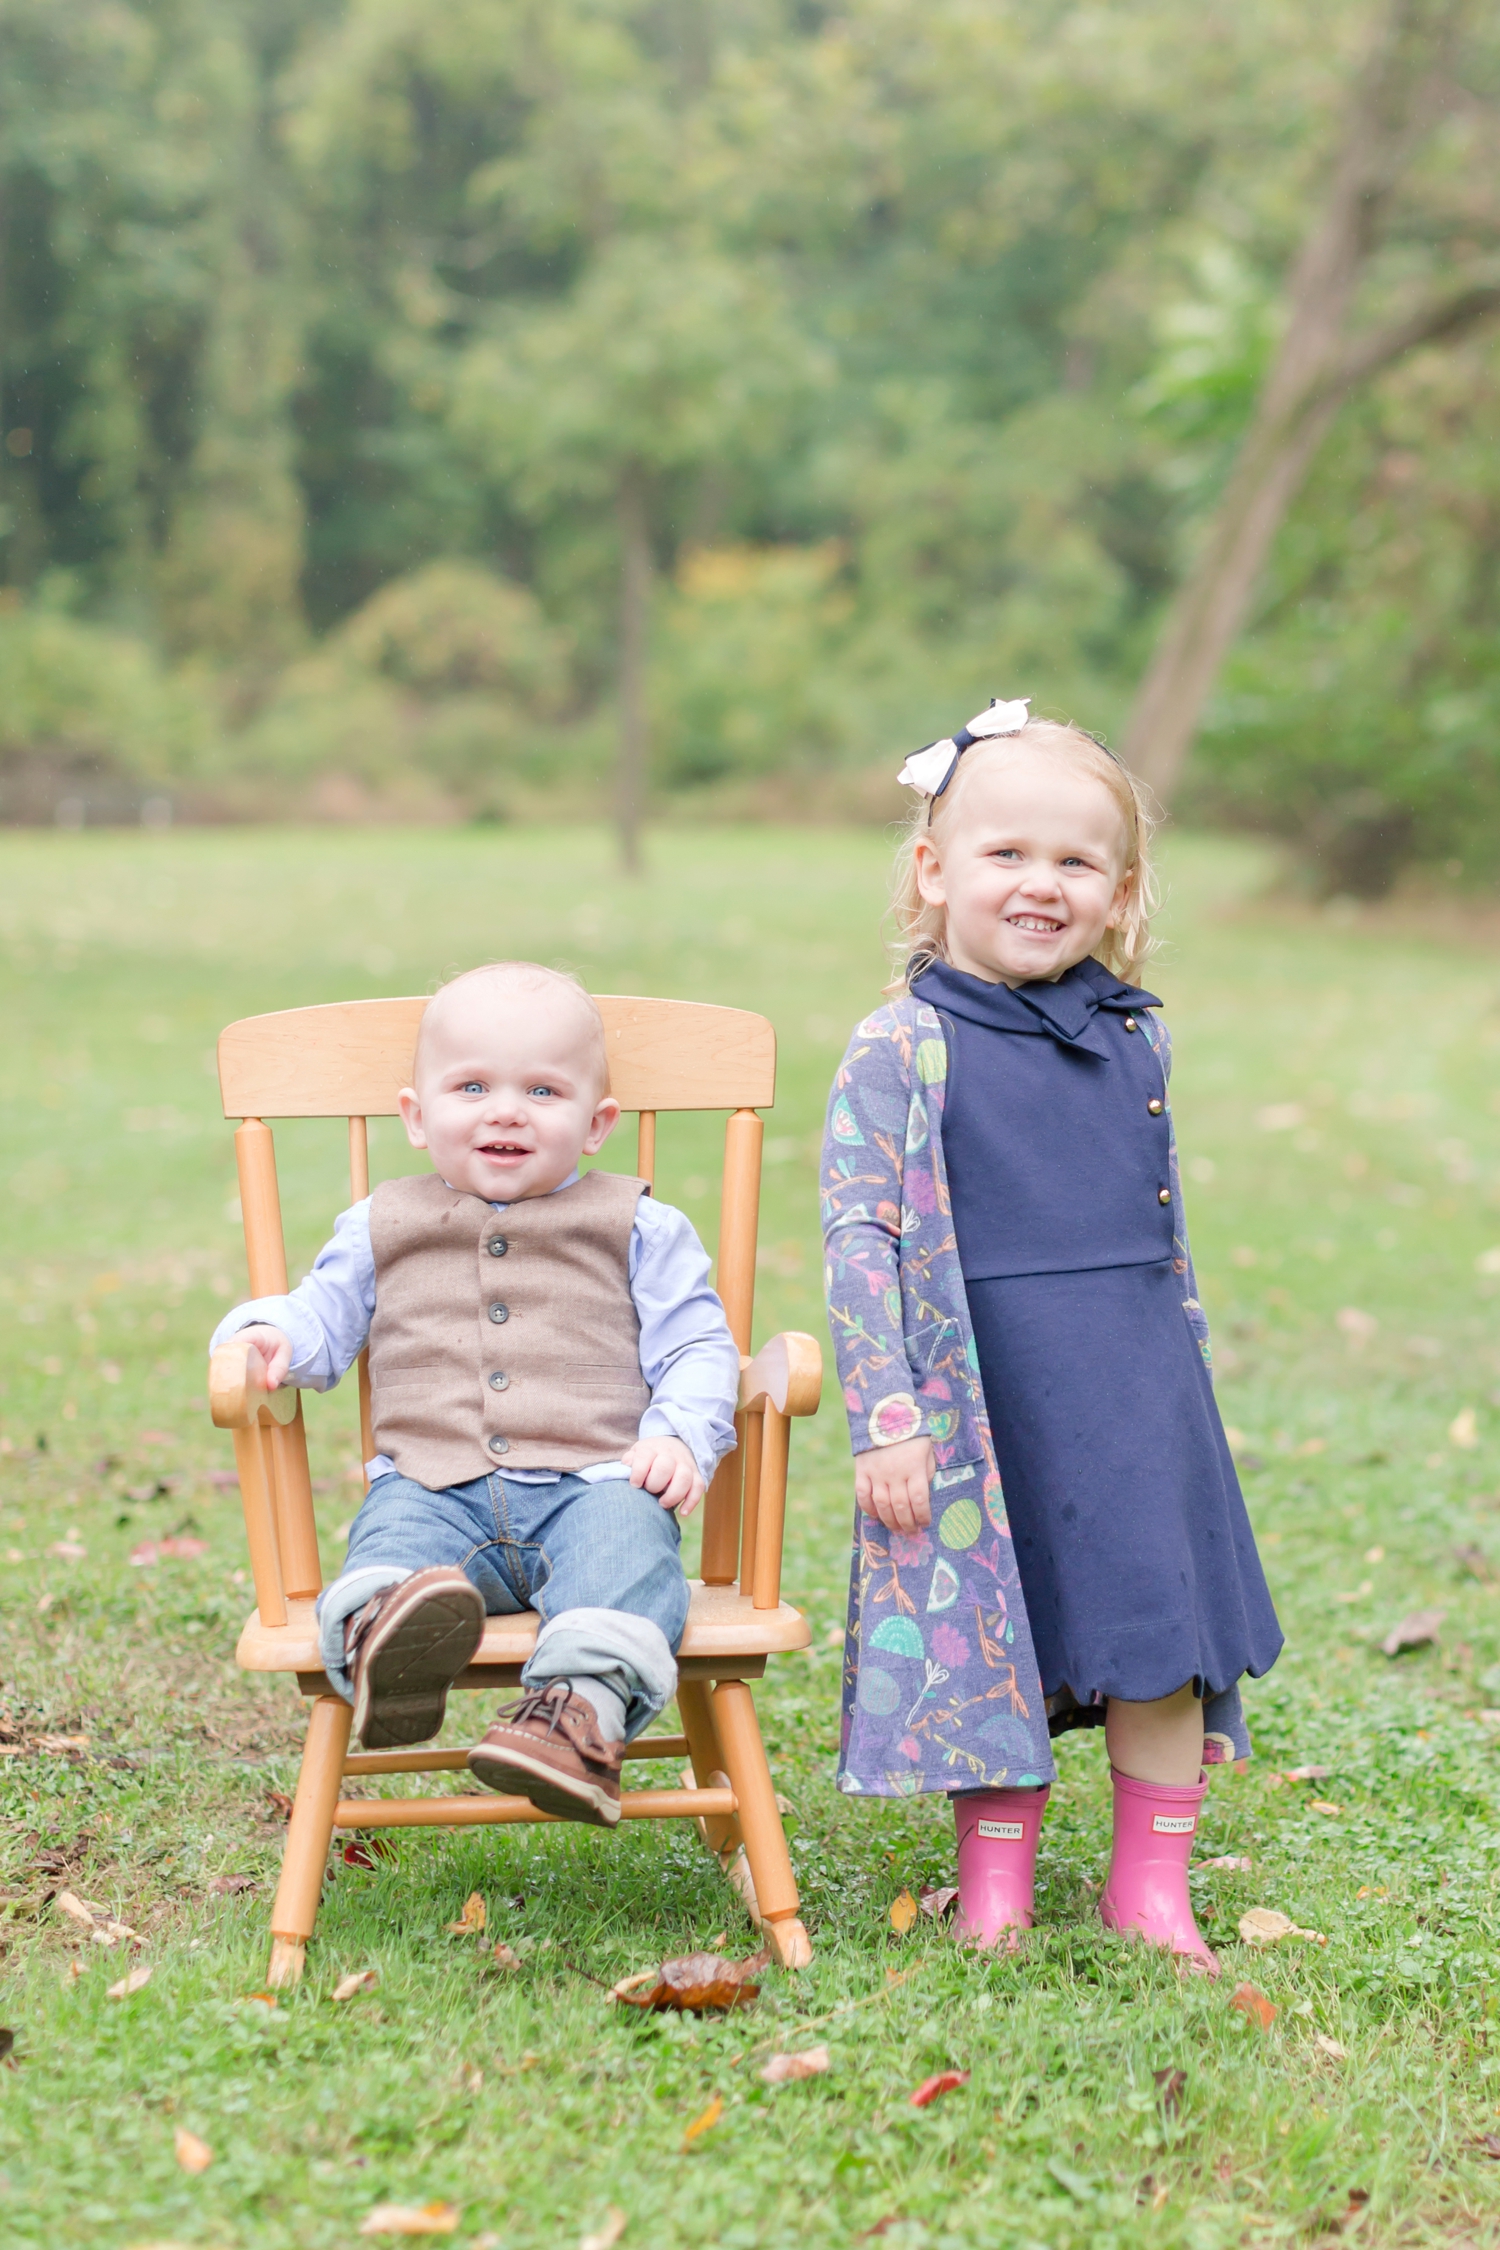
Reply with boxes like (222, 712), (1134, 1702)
(0, 0), (1496, 884)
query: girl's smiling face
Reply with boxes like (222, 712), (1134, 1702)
(912, 744), (1132, 986)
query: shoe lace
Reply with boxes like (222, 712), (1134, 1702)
(496, 1680), (575, 1738)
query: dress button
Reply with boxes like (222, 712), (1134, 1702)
(1124, 1016), (1138, 1032)
(487, 1434), (510, 1455)
(489, 1303), (509, 1324)
(1157, 1188), (1171, 1205)
(487, 1236), (508, 1257)
(1147, 1098), (1164, 1116)
(488, 1370), (509, 1391)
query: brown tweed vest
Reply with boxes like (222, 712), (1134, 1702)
(366, 1169), (648, 1488)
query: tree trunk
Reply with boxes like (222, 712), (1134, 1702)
(1122, 0), (1470, 803)
(615, 462), (652, 872)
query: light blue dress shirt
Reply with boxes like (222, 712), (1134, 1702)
(209, 1174), (741, 1486)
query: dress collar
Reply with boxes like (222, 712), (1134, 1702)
(912, 954), (1161, 1058)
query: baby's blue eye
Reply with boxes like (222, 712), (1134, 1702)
(528, 1084), (557, 1099)
(461, 1080), (485, 1095)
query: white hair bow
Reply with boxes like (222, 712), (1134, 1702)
(896, 697), (1031, 799)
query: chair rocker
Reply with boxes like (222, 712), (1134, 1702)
(208, 993), (821, 1989)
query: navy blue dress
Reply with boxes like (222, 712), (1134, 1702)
(912, 955), (1282, 1728)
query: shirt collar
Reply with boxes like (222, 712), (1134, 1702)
(912, 954), (1160, 1057)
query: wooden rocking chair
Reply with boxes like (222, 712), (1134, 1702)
(207, 993), (821, 1988)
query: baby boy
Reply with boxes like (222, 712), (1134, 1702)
(211, 962), (740, 1825)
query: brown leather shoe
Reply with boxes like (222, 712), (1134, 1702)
(345, 1568), (485, 1750)
(467, 1681), (624, 1825)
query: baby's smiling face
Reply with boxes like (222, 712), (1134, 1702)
(913, 744), (1132, 987)
(397, 975), (619, 1203)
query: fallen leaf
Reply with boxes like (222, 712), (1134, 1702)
(91, 1919), (141, 1948)
(343, 1837), (395, 1869)
(1470, 2134), (1500, 2159)
(1282, 1765), (1331, 1783)
(208, 1876), (255, 1896)
(760, 2045), (831, 2084)
(1229, 1982), (1276, 2031)
(48, 1540), (86, 1561)
(62, 1962), (84, 1986)
(1195, 1855), (1253, 1872)
(54, 1889), (96, 1930)
(1381, 1609), (1445, 1658)
(37, 1733), (89, 1753)
(332, 1969), (379, 2002)
(579, 2210), (628, 2250)
(106, 1965), (152, 2000)
(173, 2127), (212, 2174)
(1238, 1908), (1327, 1947)
(1314, 2033), (1348, 2060)
(918, 1886), (959, 1921)
(462, 2064), (483, 2095)
(128, 1543), (160, 1568)
(264, 1791), (294, 1821)
(488, 1942), (520, 1971)
(1153, 2066), (1187, 2116)
(909, 2070), (970, 2108)
(704, 1931), (727, 1952)
(1455, 1543), (1498, 1584)
(616, 1947), (766, 2015)
(237, 1992), (277, 2010)
(445, 1892), (486, 1937)
(1450, 1407), (1480, 1450)
(359, 2204), (460, 2236)
(888, 1889), (919, 1935)
(1308, 1800), (1344, 1819)
(606, 1970), (657, 2002)
(681, 2095), (723, 2150)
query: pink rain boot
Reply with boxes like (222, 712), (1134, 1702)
(953, 1786), (1050, 1947)
(1098, 1767), (1218, 1975)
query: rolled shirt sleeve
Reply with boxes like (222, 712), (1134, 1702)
(628, 1194), (741, 1484)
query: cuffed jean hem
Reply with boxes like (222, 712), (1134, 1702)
(524, 1607), (678, 1741)
(316, 1565), (413, 1702)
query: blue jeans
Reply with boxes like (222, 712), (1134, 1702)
(314, 1470), (689, 1740)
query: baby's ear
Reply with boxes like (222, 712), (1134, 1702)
(397, 1086), (428, 1149)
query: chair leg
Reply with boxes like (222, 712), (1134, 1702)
(711, 1679), (812, 1969)
(676, 1680), (759, 1925)
(266, 1694), (353, 1989)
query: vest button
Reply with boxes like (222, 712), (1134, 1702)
(488, 1303), (509, 1324)
(488, 1371), (509, 1390)
(1158, 1188), (1171, 1205)
(1147, 1098), (1164, 1116)
(487, 1434), (510, 1455)
(487, 1237), (508, 1257)
(1124, 1016), (1138, 1032)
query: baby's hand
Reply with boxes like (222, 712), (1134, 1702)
(623, 1435), (705, 1517)
(854, 1435), (935, 1534)
(233, 1324), (295, 1390)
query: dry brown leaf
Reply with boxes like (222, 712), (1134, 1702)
(1238, 1908), (1327, 1948)
(579, 2206), (628, 2250)
(208, 1875), (255, 1897)
(488, 1942), (520, 1971)
(54, 1889), (96, 1930)
(909, 2070), (970, 2108)
(1470, 2134), (1500, 2159)
(704, 1931), (727, 1952)
(106, 1965), (152, 2000)
(62, 1960), (84, 1986)
(173, 2128), (212, 2174)
(1195, 1855), (1252, 1872)
(1153, 2067), (1187, 2116)
(1229, 1982), (1276, 2030)
(1382, 1608), (1445, 1658)
(681, 2095), (724, 2149)
(606, 1970), (657, 2003)
(264, 1791), (294, 1821)
(445, 1893), (486, 1937)
(616, 1948), (766, 2016)
(888, 1889), (919, 1935)
(91, 1919), (140, 1949)
(918, 1886), (959, 1921)
(359, 2203), (460, 2236)
(1308, 1801), (1344, 1820)
(332, 1969), (378, 2002)
(37, 1733), (89, 1752)
(462, 2064), (483, 2095)
(760, 2045), (831, 2085)
(1314, 2032), (1348, 2060)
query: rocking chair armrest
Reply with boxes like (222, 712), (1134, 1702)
(739, 1331), (822, 1419)
(209, 1336), (300, 1430)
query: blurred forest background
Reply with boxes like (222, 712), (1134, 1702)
(2, 0), (1499, 890)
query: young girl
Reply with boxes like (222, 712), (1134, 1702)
(822, 699), (1282, 1971)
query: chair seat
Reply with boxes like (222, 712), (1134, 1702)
(236, 1578), (812, 1675)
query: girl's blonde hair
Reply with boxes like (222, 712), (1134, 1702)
(886, 718), (1158, 994)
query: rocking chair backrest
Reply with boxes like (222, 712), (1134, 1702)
(217, 994), (775, 1619)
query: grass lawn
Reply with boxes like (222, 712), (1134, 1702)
(4, 822), (1500, 2248)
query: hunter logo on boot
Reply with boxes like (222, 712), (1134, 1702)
(1152, 1814), (1196, 1833)
(976, 1819), (1026, 1840)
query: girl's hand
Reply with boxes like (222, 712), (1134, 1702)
(235, 1324), (294, 1389)
(623, 1435), (706, 1517)
(854, 1436), (935, 1533)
